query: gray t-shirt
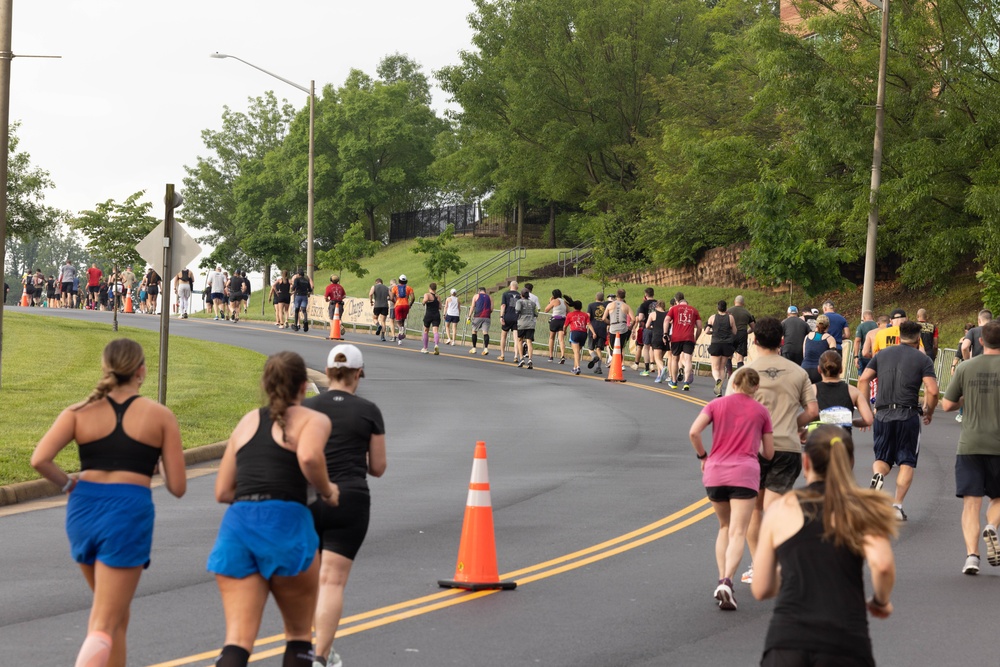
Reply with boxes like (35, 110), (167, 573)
(728, 306), (755, 333)
(515, 299), (537, 330)
(372, 283), (390, 309)
(866, 343), (936, 421)
(781, 316), (810, 358)
(965, 327), (985, 358)
(944, 354), (1000, 455)
(59, 264), (77, 282)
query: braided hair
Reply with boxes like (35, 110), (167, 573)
(261, 351), (307, 442)
(74, 339), (145, 411)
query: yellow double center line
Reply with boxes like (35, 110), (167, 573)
(147, 497), (713, 667)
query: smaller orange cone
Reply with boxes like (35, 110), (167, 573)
(20, 289), (28, 307)
(330, 304), (344, 340)
(605, 333), (626, 383)
(438, 441), (516, 591)
(124, 293), (134, 313)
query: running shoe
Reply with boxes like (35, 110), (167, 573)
(595, 367), (602, 375)
(482, 349), (489, 356)
(517, 358), (525, 368)
(893, 505), (907, 521)
(380, 335), (386, 342)
(983, 525), (1000, 566)
(497, 354), (505, 361)
(527, 360), (533, 369)
(588, 357), (598, 369)
(421, 348), (428, 354)
(548, 356), (554, 363)
(559, 357), (566, 365)
(714, 379), (723, 396)
(292, 325), (300, 332)
(330, 651), (343, 667)
(639, 370), (650, 377)
(398, 338), (403, 346)
(667, 380), (678, 390)
(683, 383), (691, 391)
(213, 316), (219, 321)
(303, 320), (309, 332)
(654, 371), (664, 383)
(573, 367), (580, 375)
(956, 413), (963, 422)
(870, 473), (885, 491)
(469, 347), (477, 354)
(740, 566), (753, 584)
(375, 324), (382, 336)
(714, 579), (737, 611)
(434, 345), (440, 355)
(963, 554), (981, 575)
(631, 363), (640, 371)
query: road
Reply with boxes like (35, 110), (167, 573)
(0, 308), (992, 666)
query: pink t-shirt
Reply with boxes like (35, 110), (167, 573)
(701, 393), (773, 491)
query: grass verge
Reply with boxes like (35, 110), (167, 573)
(0, 312), (266, 485)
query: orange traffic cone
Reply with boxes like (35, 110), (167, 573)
(605, 333), (626, 383)
(20, 289), (28, 307)
(438, 441), (517, 592)
(330, 304), (344, 340)
(124, 293), (134, 313)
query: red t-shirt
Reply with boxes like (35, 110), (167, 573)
(325, 284), (345, 302)
(87, 267), (102, 287)
(566, 310), (590, 333)
(667, 303), (701, 342)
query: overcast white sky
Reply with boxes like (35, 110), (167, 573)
(12, 0), (476, 218)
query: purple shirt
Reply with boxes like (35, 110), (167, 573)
(701, 393), (773, 491)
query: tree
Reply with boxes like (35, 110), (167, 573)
(5, 221), (87, 280)
(71, 191), (158, 270)
(7, 122), (60, 240)
(316, 220), (380, 279)
(411, 224), (468, 286)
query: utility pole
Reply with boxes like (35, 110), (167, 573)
(861, 0), (890, 315)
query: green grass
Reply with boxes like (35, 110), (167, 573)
(0, 312), (267, 485)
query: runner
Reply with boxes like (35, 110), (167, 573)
(633, 288), (656, 375)
(468, 285), (493, 356)
(524, 282), (540, 309)
(173, 266), (195, 318)
(304, 345), (386, 667)
(515, 288), (538, 369)
(665, 292), (701, 391)
(586, 292), (609, 375)
(645, 300), (669, 382)
(780, 306), (809, 365)
(59, 259), (76, 308)
(392, 275), (415, 345)
(270, 270), (291, 328)
(544, 289), (568, 364)
(689, 368), (774, 611)
(858, 320), (939, 521)
(854, 310), (878, 374)
(45, 274), (56, 309)
(801, 315), (836, 384)
(752, 425), (897, 666)
(386, 279), (399, 341)
(421, 283), (442, 354)
(915, 309), (939, 361)
(227, 271), (247, 323)
(443, 288), (461, 346)
(137, 274), (148, 314)
(121, 265), (136, 306)
(821, 300), (850, 353)
(813, 350), (873, 433)
(872, 308), (914, 355)
(565, 300), (590, 375)
(86, 263), (103, 310)
(207, 351), (338, 667)
(208, 266), (227, 321)
(30, 339), (186, 667)
(732, 317), (818, 586)
(951, 323), (973, 423)
(145, 268), (161, 315)
(942, 321), (1000, 574)
(369, 278), (390, 341)
(961, 309), (993, 360)
(291, 269), (314, 332)
(497, 280), (520, 362)
(98, 280), (109, 311)
(861, 314), (890, 360)
(325, 275), (346, 340)
(705, 300), (736, 397)
(728, 295), (756, 371)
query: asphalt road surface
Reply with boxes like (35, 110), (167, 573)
(0, 308), (993, 666)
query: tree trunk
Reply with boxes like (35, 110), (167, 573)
(516, 199), (524, 248)
(366, 210), (377, 242)
(548, 202), (556, 249)
(262, 263), (271, 316)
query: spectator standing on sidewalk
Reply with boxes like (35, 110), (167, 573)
(942, 320), (1000, 575)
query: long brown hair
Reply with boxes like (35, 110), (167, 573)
(261, 351), (307, 441)
(75, 338), (145, 410)
(798, 425), (897, 554)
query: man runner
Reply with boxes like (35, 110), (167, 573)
(392, 275), (415, 345)
(634, 287), (656, 375)
(962, 310), (993, 360)
(59, 259), (77, 309)
(854, 310), (878, 374)
(728, 295), (755, 370)
(916, 308), (939, 361)
(468, 286), (493, 356)
(325, 275), (346, 339)
(86, 263), (102, 310)
(369, 278), (390, 341)
(665, 292), (702, 391)
(497, 280), (520, 362)
(586, 292), (609, 375)
(291, 269), (313, 332)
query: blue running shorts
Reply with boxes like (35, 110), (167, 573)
(207, 500), (318, 579)
(66, 480), (155, 569)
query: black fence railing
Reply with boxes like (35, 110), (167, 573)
(389, 203), (480, 242)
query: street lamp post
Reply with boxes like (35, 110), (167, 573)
(862, 0), (890, 316)
(210, 53), (315, 281)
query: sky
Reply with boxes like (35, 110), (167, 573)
(12, 0), (477, 219)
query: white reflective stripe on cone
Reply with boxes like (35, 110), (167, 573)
(466, 489), (492, 507)
(470, 459), (490, 484)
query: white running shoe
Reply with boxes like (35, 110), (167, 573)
(740, 566), (753, 584)
(420, 348), (428, 354)
(963, 554), (981, 575)
(714, 579), (737, 611)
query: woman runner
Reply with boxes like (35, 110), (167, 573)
(706, 300), (737, 396)
(31, 338), (186, 667)
(145, 268), (161, 315)
(304, 345), (387, 667)
(813, 350), (873, 433)
(646, 300), (669, 382)
(802, 315), (836, 384)
(421, 283), (442, 354)
(689, 368), (774, 611)
(271, 270), (292, 328)
(752, 425), (897, 666)
(544, 288), (568, 363)
(443, 288), (461, 345)
(207, 351), (339, 667)
(565, 300), (590, 374)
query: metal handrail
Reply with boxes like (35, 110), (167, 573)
(558, 241), (594, 277)
(448, 247), (526, 297)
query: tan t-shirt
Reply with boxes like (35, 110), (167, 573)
(729, 353), (816, 453)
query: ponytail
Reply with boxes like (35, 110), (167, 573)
(800, 425), (897, 554)
(74, 339), (145, 411)
(261, 351), (307, 443)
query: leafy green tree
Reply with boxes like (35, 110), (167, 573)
(411, 224), (468, 286)
(7, 122), (60, 240)
(316, 220), (380, 279)
(5, 222), (87, 283)
(71, 192), (158, 270)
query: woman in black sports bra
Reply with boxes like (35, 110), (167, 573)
(752, 425), (897, 667)
(31, 338), (186, 667)
(270, 270), (292, 328)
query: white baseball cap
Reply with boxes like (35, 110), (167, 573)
(326, 344), (364, 374)
(450, 288), (457, 294)
(398, 274), (407, 283)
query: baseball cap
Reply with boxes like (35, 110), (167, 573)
(450, 288), (457, 294)
(326, 344), (364, 373)
(890, 308), (906, 319)
(787, 305), (798, 314)
(398, 274), (407, 283)
(811, 308), (819, 316)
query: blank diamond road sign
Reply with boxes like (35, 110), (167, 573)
(137, 221), (203, 274)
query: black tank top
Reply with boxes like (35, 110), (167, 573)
(179, 269), (194, 286)
(274, 281), (290, 300)
(234, 408), (308, 504)
(424, 293), (440, 316)
(647, 309), (665, 337)
(816, 381), (853, 412)
(763, 483), (874, 662)
(710, 313), (734, 345)
(78, 396), (161, 476)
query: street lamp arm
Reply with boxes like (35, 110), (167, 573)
(210, 52), (309, 94)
